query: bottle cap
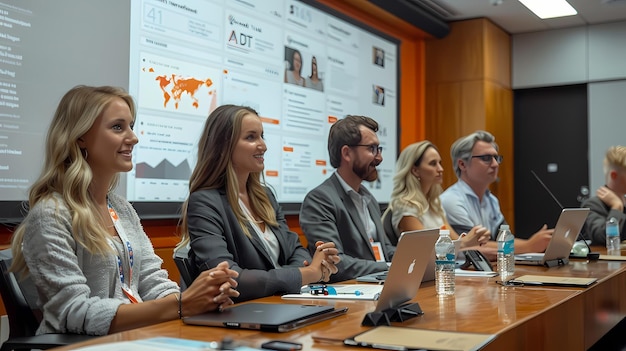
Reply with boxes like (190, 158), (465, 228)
(500, 224), (509, 230)
(439, 229), (450, 236)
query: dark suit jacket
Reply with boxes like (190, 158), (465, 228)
(300, 173), (395, 283)
(187, 187), (310, 302)
(581, 195), (626, 245)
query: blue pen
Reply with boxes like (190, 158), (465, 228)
(326, 287), (364, 296)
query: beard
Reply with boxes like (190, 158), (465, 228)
(353, 161), (378, 182)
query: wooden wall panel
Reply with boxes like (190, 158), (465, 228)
(484, 21), (511, 87)
(398, 39), (425, 149)
(461, 80), (488, 131)
(485, 81), (514, 227)
(426, 20), (485, 83)
(425, 82), (457, 187)
(426, 18), (514, 225)
(427, 82), (462, 187)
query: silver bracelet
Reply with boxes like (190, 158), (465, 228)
(175, 291), (183, 319)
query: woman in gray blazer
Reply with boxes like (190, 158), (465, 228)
(177, 105), (340, 302)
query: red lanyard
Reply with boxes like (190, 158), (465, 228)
(107, 200), (139, 304)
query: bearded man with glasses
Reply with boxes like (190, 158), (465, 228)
(440, 130), (554, 257)
(300, 115), (395, 283)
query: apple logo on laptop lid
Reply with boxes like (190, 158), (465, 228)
(407, 259), (416, 274)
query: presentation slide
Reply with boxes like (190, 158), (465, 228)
(0, 0), (398, 221)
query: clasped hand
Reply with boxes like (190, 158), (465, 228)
(304, 241), (340, 282)
(182, 261), (239, 315)
(460, 225), (491, 248)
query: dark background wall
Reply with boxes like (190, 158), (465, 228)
(513, 84), (589, 238)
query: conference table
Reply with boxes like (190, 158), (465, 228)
(52, 249), (626, 351)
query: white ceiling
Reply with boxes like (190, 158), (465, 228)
(419, 0), (626, 34)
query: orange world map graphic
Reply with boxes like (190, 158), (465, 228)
(153, 70), (213, 109)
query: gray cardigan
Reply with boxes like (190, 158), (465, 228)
(21, 192), (179, 335)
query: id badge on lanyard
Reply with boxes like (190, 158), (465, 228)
(107, 200), (140, 303)
(370, 240), (386, 262)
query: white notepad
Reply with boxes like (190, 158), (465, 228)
(282, 284), (383, 301)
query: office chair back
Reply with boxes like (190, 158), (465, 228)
(173, 245), (194, 290)
(381, 208), (399, 246)
(0, 249), (94, 351)
(0, 249), (41, 339)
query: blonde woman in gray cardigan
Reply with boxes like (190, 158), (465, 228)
(10, 85), (239, 336)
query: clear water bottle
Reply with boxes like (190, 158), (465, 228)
(606, 217), (620, 254)
(496, 224), (515, 282)
(435, 229), (455, 295)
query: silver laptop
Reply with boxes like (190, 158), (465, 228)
(514, 208), (590, 267)
(182, 303), (347, 332)
(370, 228), (440, 312)
(357, 228), (458, 284)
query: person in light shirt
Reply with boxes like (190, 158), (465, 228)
(440, 130), (554, 255)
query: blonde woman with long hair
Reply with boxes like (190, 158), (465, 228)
(177, 105), (339, 302)
(384, 141), (490, 248)
(10, 85), (239, 335)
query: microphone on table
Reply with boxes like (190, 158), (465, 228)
(530, 170), (600, 260)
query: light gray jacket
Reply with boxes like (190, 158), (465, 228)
(21, 192), (178, 335)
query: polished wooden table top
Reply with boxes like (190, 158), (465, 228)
(52, 253), (626, 351)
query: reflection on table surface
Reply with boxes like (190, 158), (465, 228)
(52, 249), (626, 351)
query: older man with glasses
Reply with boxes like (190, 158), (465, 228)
(440, 130), (553, 256)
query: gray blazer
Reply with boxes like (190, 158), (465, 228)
(300, 173), (395, 283)
(581, 195), (626, 245)
(187, 187), (310, 302)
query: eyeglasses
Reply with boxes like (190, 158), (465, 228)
(349, 144), (383, 156)
(471, 154), (503, 164)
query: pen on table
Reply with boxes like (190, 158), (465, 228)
(300, 285), (367, 296)
(324, 286), (366, 296)
(333, 290), (365, 296)
(506, 280), (543, 286)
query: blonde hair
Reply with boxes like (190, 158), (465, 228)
(10, 85), (136, 276)
(389, 141), (445, 221)
(177, 105), (277, 250)
(604, 145), (626, 181)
